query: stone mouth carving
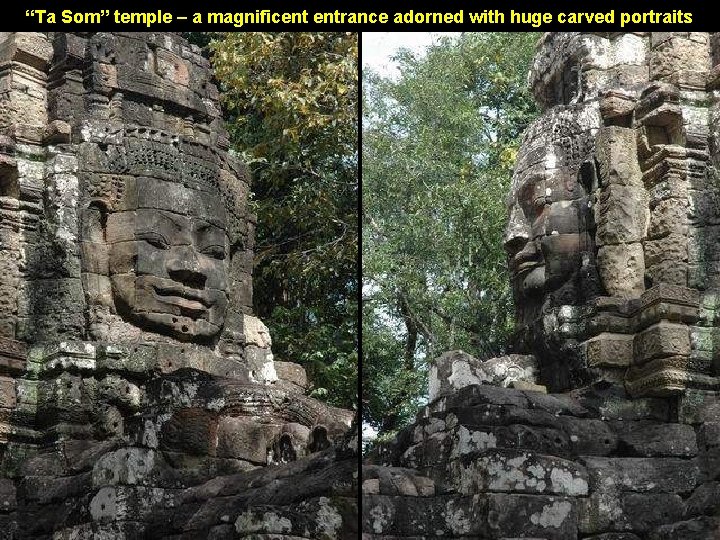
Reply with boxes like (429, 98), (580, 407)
(152, 280), (214, 313)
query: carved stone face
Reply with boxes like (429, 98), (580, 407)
(504, 119), (595, 327)
(106, 177), (229, 341)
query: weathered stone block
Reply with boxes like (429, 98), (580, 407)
(625, 356), (707, 397)
(584, 333), (634, 368)
(273, 361), (307, 390)
(97, 344), (155, 374)
(0, 33), (53, 70)
(644, 234), (688, 268)
(18, 471), (92, 504)
(599, 91), (636, 123)
(160, 408), (218, 457)
(597, 243), (645, 298)
(509, 380), (547, 393)
(0, 478), (16, 511)
(640, 285), (700, 312)
(557, 417), (618, 456)
(362, 466), (435, 497)
(646, 259), (688, 287)
(634, 322), (690, 364)
(610, 421), (697, 457)
(92, 448), (157, 487)
(80, 242), (108, 274)
(596, 185), (647, 244)
(697, 422), (720, 479)
(407, 421), (577, 467)
(648, 198), (688, 239)
(487, 494), (578, 540)
(578, 492), (684, 533)
(678, 390), (720, 424)
(153, 344), (214, 374)
(0, 376), (15, 408)
(97, 375), (142, 411)
(429, 350), (537, 402)
(585, 534), (641, 540)
(449, 449), (588, 496)
(89, 485), (175, 524)
(362, 494), (487, 537)
(649, 516), (720, 540)
(216, 416), (278, 464)
(583, 457), (700, 494)
(432, 384), (531, 413)
(685, 481), (720, 517)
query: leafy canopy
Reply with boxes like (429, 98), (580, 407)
(210, 33), (358, 410)
(363, 33), (539, 434)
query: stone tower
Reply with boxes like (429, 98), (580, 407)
(364, 32), (720, 539)
(0, 33), (356, 538)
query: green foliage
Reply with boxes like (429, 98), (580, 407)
(363, 33), (539, 434)
(210, 33), (358, 410)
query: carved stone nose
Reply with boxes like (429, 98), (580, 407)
(167, 250), (207, 288)
(504, 204), (531, 256)
(168, 267), (206, 289)
(504, 233), (529, 257)
(503, 214), (530, 257)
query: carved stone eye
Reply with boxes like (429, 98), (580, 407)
(201, 245), (225, 260)
(138, 233), (168, 250)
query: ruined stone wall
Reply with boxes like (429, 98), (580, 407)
(0, 32), (357, 539)
(365, 378), (720, 539)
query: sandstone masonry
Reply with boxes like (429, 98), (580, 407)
(0, 32), (357, 539)
(363, 32), (720, 540)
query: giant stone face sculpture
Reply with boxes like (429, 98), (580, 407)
(504, 32), (720, 395)
(0, 32), (356, 539)
(505, 107), (603, 391)
(505, 111), (597, 328)
(104, 177), (230, 341)
(364, 33), (720, 540)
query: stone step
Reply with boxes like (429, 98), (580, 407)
(362, 465), (435, 497)
(582, 457), (700, 494)
(407, 407), (614, 464)
(406, 404), (698, 466)
(578, 492), (684, 535)
(650, 516), (720, 540)
(364, 493), (578, 540)
(445, 449), (588, 497)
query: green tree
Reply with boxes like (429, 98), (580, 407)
(210, 33), (358, 410)
(363, 33), (539, 435)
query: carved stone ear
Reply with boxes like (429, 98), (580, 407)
(578, 159), (599, 195)
(80, 201), (109, 275)
(82, 201), (108, 243)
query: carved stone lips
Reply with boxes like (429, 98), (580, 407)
(152, 284), (212, 317)
(515, 260), (542, 273)
(512, 253), (543, 275)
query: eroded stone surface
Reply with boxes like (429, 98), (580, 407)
(429, 350), (538, 401)
(0, 32), (357, 539)
(364, 32), (720, 540)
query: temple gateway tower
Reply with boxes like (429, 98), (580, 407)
(0, 33), (356, 538)
(364, 32), (720, 539)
